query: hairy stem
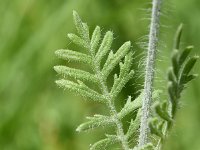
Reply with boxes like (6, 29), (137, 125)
(138, 0), (162, 147)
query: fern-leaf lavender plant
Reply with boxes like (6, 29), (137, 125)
(54, 4), (198, 150)
(54, 11), (143, 150)
(148, 24), (199, 150)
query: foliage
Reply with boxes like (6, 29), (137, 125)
(54, 11), (140, 149)
(148, 24), (198, 149)
(54, 12), (198, 150)
(0, 0), (200, 150)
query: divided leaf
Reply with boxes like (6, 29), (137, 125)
(90, 135), (119, 150)
(102, 41), (131, 79)
(76, 115), (114, 132)
(91, 26), (101, 55)
(126, 109), (141, 139)
(68, 33), (88, 48)
(55, 49), (92, 64)
(55, 79), (106, 103)
(149, 24), (198, 149)
(54, 11), (140, 150)
(95, 31), (113, 66)
(111, 52), (135, 99)
(54, 66), (98, 83)
(73, 11), (90, 42)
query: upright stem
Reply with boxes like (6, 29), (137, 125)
(138, 0), (162, 147)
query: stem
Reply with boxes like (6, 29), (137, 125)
(138, 0), (162, 147)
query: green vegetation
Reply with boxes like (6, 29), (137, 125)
(0, 0), (200, 150)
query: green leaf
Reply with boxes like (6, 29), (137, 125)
(90, 26), (101, 55)
(102, 41), (131, 79)
(111, 70), (134, 100)
(168, 81), (177, 116)
(90, 135), (119, 150)
(173, 24), (183, 50)
(181, 55), (199, 76)
(68, 33), (88, 48)
(95, 31), (113, 66)
(73, 10), (89, 42)
(111, 52), (134, 97)
(119, 52), (134, 78)
(54, 66), (98, 83)
(178, 46), (193, 66)
(55, 49), (92, 64)
(133, 143), (154, 150)
(118, 90), (161, 119)
(126, 109), (141, 139)
(155, 102), (172, 123)
(55, 11), (139, 150)
(82, 22), (90, 42)
(168, 67), (177, 83)
(172, 49), (179, 77)
(76, 114), (114, 132)
(118, 95), (142, 119)
(55, 79), (106, 103)
(184, 74), (198, 84)
(149, 118), (163, 138)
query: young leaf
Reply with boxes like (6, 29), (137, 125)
(154, 102), (172, 123)
(118, 95), (142, 119)
(102, 41), (131, 79)
(183, 74), (198, 84)
(68, 33), (88, 48)
(54, 66), (98, 83)
(90, 135), (119, 150)
(95, 31), (113, 66)
(90, 26), (101, 55)
(173, 24), (183, 50)
(178, 46), (193, 66)
(55, 79), (106, 103)
(76, 115), (114, 132)
(171, 49), (179, 77)
(149, 118), (163, 138)
(55, 11), (138, 150)
(73, 10), (89, 42)
(126, 109), (141, 139)
(55, 49), (92, 64)
(181, 55), (199, 76)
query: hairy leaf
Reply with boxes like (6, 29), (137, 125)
(95, 31), (113, 66)
(73, 11), (89, 42)
(90, 135), (119, 150)
(126, 109), (141, 139)
(54, 11), (137, 150)
(68, 33), (88, 48)
(76, 115), (114, 132)
(102, 41), (131, 79)
(178, 46), (193, 66)
(54, 65), (98, 83)
(55, 49), (92, 64)
(55, 79), (106, 103)
(90, 26), (101, 55)
(173, 23), (183, 50)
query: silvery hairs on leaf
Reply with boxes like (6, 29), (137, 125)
(54, 11), (142, 150)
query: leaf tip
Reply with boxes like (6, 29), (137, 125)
(55, 49), (62, 56)
(73, 10), (78, 18)
(76, 126), (82, 132)
(194, 55), (199, 60)
(67, 33), (73, 38)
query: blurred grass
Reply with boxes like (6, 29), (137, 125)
(0, 0), (199, 149)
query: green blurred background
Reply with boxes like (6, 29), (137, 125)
(0, 0), (199, 150)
